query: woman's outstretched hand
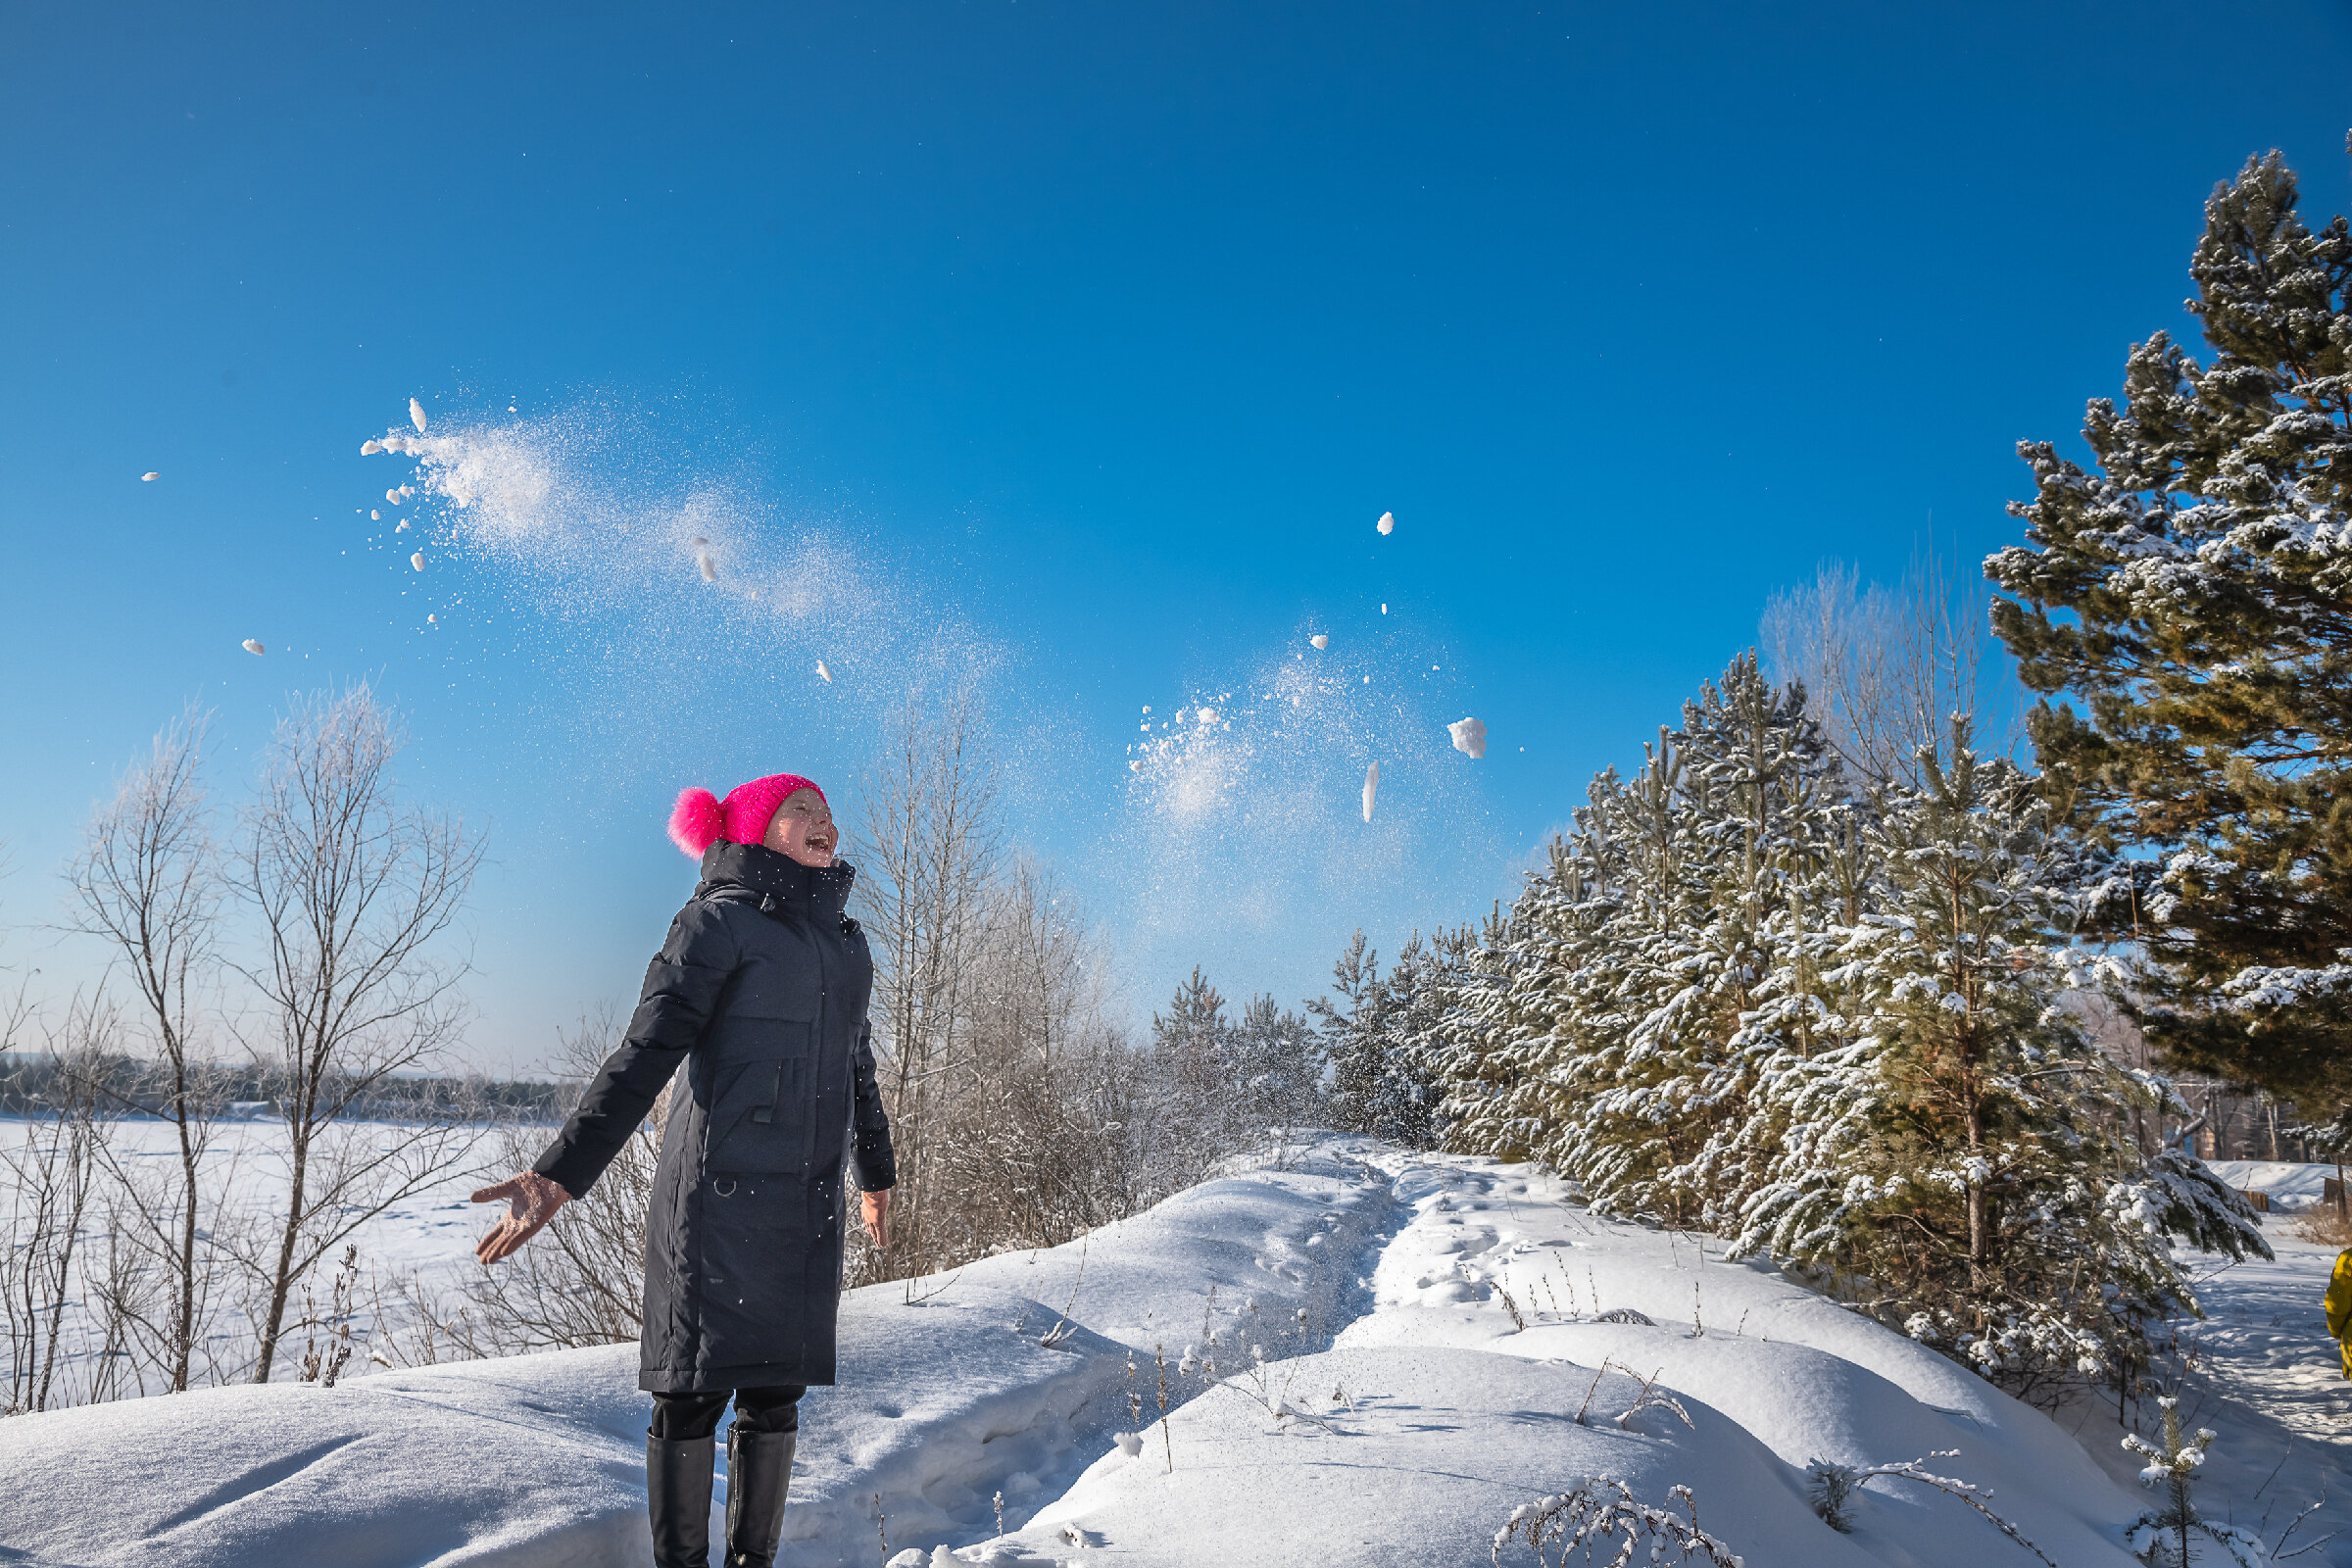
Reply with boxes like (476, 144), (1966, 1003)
(472, 1170), (571, 1264)
(861, 1188), (891, 1248)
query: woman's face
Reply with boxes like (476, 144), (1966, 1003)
(762, 787), (838, 867)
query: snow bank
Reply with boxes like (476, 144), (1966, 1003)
(0, 1144), (1393, 1568)
(11, 1143), (2302, 1568)
(2207, 1158), (2342, 1211)
(1009, 1347), (1883, 1568)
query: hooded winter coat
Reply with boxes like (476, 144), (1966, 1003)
(532, 841), (896, 1394)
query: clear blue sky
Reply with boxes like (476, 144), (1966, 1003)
(5, 3), (2350, 1072)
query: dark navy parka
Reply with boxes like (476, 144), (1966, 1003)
(533, 842), (895, 1393)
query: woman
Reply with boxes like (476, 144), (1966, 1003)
(472, 773), (896, 1568)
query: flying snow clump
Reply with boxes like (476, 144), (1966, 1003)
(370, 509), (381, 520)
(361, 440), (382, 456)
(697, 553), (717, 583)
(1448, 716), (1488, 759)
(411, 552), (426, 571)
(409, 398), (427, 433)
(141, 471), (160, 482)
(1362, 760), (1379, 823)
(1376, 511), (1395, 535)
(815, 660), (832, 683)
(241, 639), (265, 656)
(1310, 634), (1329, 651)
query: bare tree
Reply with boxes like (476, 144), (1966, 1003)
(443, 1004), (662, 1353)
(230, 684), (483, 1382)
(1759, 540), (2014, 791)
(65, 705), (222, 1392)
(851, 686), (1002, 1277)
(0, 996), (115, 1413)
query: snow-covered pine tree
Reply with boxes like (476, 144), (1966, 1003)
(1229, 993), (1324, 1142)
(1386, 924), (1477, 1151)
(1149, 966), (1242, 1157)
(1733, 723), (2268, 1395)
(1310, 931), (1443, 1149)
(1545, 657), (1846, 1226)
(1431, 878), (1566, 1162)
(1986, 138), (2352, 1114)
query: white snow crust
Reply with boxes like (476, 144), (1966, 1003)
(7, 1143), (2332, 1567)
(2206, 1158), (2342, 1211)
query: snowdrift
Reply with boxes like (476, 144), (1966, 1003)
(0, 1143), (2216, 1567)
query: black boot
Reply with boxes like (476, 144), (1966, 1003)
(723, 1427), (797, 1568)
(647, 1434), (715, 1568)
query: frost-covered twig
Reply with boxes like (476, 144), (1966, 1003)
(1039, 1235), (1087, 1348)
(1806, 1449), (2057, 1568)
(1608, 1360), (1692, 1433)
(1492, 1477), (1741, 1568)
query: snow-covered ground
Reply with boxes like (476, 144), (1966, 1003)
(2, 1141), (2343, 1566)
(3, 1111), (510, 1396)
(2208, 1158), (2345, 1212)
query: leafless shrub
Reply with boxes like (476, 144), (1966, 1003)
(227, 683), (483, 1381)
(1493, 1477), (1740, 1568)
(2285, 1204), (2351, 1247)
(298, 1244), (362, 1387)
(1805, 1449), (2058, 1567)
(67, 704), (226, 1392)
(450, 1004), (659, 1352)
(1759, 542), (2014, 791)
(0, 997), (117, 1413)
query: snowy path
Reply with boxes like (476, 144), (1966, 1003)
(2062, 1234), (2351, 1561)
(988, 1152), (2156, 1568)
(4, 1142), (2343, 1566)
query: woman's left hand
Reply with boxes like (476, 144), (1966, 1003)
(860, 1188), (891, 1248)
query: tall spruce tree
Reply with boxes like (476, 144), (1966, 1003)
(1986, 139), (2352, 1112)
(1733, 726), (2266, 1394)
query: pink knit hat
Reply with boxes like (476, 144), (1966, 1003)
(667, 774), (828, 858)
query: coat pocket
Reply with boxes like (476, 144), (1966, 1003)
(696, 1172), (819, 1372)
(706, 1020), (817, 1174)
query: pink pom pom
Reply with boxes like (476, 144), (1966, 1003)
(667, 787), (724, 858)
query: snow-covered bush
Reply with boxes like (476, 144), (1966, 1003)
(2122, 1396), (2264, 1567)
(1491, 1476), (1742, 1568)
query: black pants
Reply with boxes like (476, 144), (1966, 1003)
(649, 1384), (806, 1441)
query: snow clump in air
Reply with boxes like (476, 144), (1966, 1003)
(141, 471), (160, 481)
(1448, 716), (1487, 759)
(370, 509), (381, 520)
(241, 639), (265, 656)
(1376, 511), (1395, 535)
(411, 552), (426, 572)
(815, 660), (832, 683)
(410, 398), (428, 433)
(1310, 634), (1330, 651)
(1361, 760), (1379, 822)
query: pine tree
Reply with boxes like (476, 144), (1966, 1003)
(1151, 966), (1240, 1152)
(1310, 932), (1441, 1149)
(1542, 657), (1846, 1226)
(1734, 725), (2267, 1394)
(1986, 137), (2352, 1112)
(1230, 993), (1324, 1139)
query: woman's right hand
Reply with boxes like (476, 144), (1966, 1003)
(471, 1169), (571, 1264)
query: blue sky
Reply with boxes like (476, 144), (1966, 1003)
(5, 2), (2350, 1073)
